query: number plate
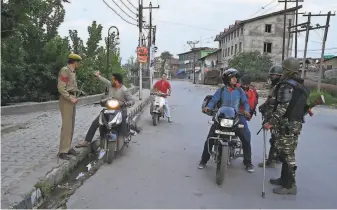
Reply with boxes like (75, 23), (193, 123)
(215, 130), (235, 136)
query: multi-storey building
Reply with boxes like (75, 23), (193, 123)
(214, 6), (301, 67)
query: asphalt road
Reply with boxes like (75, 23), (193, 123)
(67, 81), (337, 209)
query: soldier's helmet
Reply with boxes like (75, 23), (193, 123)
(68, 53), (82, 61)
(268, 65), (283, 75)
(282, 57), (300, 73)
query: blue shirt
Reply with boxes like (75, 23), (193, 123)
(207, 86), (250, 112)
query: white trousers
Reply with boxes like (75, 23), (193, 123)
(164, 98), (171, 118)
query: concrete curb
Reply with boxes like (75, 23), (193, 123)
(9, 92), (152, 209)
(1, 87), (138, 116)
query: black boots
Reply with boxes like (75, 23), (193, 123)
(271, 163), (297, 195)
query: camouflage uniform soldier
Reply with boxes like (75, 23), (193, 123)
(263, 57), (309, 195)
(258, 65), (283, 168)
(57, 53), (82, 160)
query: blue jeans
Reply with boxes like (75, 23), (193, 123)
(201, 115), (252, 165)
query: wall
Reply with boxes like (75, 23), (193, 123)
(324, 57), (337, 69)
(243, 12), (295, 65)
(218, 11), (295, 67)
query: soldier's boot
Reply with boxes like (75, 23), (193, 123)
(273, 165), (297, 195)
(258, 146), (277, 168)
(270, 162), (287, 185)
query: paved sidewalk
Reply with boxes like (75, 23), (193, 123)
(1, 89), (150, 208)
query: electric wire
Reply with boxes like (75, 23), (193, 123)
(249, 0), (277, 18)
(109, 0), (137, 21)
(125, 0), (137, 10)
(120, 0), (137, 15)
(102, 0), (137, 26)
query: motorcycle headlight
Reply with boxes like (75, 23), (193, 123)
(220, 119), (233, 127)
(106, 99), (120, 110)
(109, 112), (123, 126)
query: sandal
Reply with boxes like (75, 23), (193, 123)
(75, 141), (89, 148)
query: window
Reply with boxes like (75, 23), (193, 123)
(231, 46), (233, 55)
(234, 31), (236, 38)
(264, 42), (272, 53)
(225, 49), (227, 57)
(223, 50), (225, 58)
(231, 33), (233, 39)
(228, 48), (230, 56)
(237, 30), (240, 37)
(239, 42), (242, 52)
(235, 44), (237, 54)
(265, 24), (272, 33)
(327, 65), (333, 70)
(240, 27), (243, 35)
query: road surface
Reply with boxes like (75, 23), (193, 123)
(67, 81), (337, 209)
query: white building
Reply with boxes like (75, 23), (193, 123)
(214, 6), (301, 67)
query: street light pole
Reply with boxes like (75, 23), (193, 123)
(106, 26), (120, 74)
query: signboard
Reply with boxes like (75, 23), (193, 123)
(137, 47), (148, 63)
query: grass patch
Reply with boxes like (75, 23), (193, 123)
(309, 89), (337, 108)
(34, 181), (53, 199)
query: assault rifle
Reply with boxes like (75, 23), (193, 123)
(256, 95), (325, 135)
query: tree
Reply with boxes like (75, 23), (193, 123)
(1, 1), (126, 105)
(159, 51), (173, 75)
(228, 51), (273, 81)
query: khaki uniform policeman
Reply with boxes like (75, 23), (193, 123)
(57, 53), (82, 160)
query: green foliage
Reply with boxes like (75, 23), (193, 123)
(228, 52), (273, 82)
(309, 89), (337, 107)
(159, 51), (173, 75)
(1, 1), (127, 105)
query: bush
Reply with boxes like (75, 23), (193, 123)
(308, 89), (337, 108)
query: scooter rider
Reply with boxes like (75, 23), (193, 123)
(151, 73), (172, 123)
(75, 72), (135, 148)
(258, 65), (283, 168)
(199, 68), (255, 173)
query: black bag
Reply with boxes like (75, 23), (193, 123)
(201, 87), (224, 114)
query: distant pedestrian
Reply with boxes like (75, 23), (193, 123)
(57, 53), (82, 160)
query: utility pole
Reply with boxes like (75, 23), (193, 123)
(289, 12), (335, 84)
(187, 40), (199, 84)
(302, 12), (311, 78)
(143, 2), (159, 89)
(138, 0), (143, 100)
(309, 11), (335, 91)
(287, 19), (292, 57)
(278, 0), (303, 60)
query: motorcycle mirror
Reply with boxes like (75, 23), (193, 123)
(238, 124), (244, 128)
(208, 120), (214, 125)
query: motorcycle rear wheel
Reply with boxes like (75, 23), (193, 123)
(216, 146), (229, 185)
(106, 141), (116, 164)
(152, 113), (158, 126)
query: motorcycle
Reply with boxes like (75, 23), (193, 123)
(150, 92), (169, 126)
(206, 106), (244, 185)
(95, 97), (134, 164)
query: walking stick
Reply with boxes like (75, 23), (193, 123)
(262, 129), (267, 198)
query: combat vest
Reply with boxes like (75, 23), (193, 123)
(275, 79), (309, 121)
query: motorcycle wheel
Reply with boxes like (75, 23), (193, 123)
(106, 141), (116, 164)
(216, 145), (229, 185)
(152, 113), (158, 126)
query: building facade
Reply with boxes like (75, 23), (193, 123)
(177, 47), (218, 80)
(214, 6), (301, 67)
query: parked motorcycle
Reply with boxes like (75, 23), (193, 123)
(205, 106), (244, 185)
(150, 92), (169, 126)
(95, 98), (133, 164)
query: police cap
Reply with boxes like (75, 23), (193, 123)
(68, 53), (82, 61)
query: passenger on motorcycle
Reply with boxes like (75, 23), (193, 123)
(151, 73), (172, 123)
(238, 75), (258, 120)
(75, 72), (135, 148)
(199, 68), (255, 173)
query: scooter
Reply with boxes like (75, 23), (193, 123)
(150, 92), (168, 126)
(95, 98), (134, 164)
